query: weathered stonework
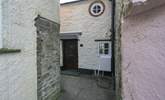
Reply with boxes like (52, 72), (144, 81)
(114, 0), (125, 100)
(35, 16), (61, 100)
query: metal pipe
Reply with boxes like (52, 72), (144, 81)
(111, 0), (116, 90)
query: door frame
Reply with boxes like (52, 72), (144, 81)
(62, 39), (79, 70)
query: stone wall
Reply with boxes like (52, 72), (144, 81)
(122, 5), (165, 100)
(35, 16), (61, 100)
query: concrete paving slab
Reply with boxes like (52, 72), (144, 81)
(58, 75), (115, 100)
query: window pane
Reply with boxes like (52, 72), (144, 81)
(99, 43), (104, 54)
(94, 5), (97, 10)
(97, 5), (101, 10)
(99, 48), (103, 54)
(93, 9), (97, 13)
(97, 9), (101, 13)
(104, 43), (109, 48)
(104, 49), (109, 54)
(93, 6), (97, 13)
(96, 5), (101, 13)
(92, 5), (102, 14)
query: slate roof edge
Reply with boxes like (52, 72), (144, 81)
(60, 0), (85, 5)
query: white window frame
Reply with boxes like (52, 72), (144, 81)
(89, 1), (105, 17)
(90, 3), (104, 16)
(98, 41), (111, 56)
(0, 1), (2, 48)
(92, 5), (101, 14)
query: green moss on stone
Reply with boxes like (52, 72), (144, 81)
(44, 89), (62, 100)
(52, 90), (62, 100)
(0, 48), (21, 54)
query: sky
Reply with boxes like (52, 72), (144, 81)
(60, 0), (79, 3)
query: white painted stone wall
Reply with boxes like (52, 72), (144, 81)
(0, 0), (59, 100)
(122, 5), (165, 100)
(60, 0), (111, 70)
(0, 1), (2, 48)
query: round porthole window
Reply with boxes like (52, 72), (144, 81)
(89, 1), (105, 17)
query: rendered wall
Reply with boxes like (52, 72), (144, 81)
(0, 0), (60, 100)
(122, 5), (165, 100)
(0, 1), (2, 48)
(60, 0), (111, 70)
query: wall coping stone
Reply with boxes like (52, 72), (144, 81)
(0, 48), (21, 54)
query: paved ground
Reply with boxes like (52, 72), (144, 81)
(58, 74), (115, 100)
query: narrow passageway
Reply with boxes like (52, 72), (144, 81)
(59, 74), (115, 100)
(59, 0), (115, 99)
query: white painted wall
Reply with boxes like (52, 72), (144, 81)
(0, 0), (60, 100)
(60, 0), (111, 70)
(122, 5), (165, 100)
(0, 1), (2, 48)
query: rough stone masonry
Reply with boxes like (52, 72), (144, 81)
(35, 15), (61, 100)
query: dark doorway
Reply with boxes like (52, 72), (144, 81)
(63, 39), (78, 69)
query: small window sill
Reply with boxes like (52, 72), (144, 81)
(0, 48), (21, 54)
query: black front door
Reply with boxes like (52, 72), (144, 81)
(63, 40), (78, 69)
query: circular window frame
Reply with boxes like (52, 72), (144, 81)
(89, 1), (105, 17)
